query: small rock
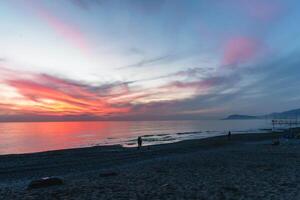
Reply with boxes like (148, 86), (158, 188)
(27, 177), (63, 189)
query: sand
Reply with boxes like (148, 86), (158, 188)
(1, 131), (300, 199)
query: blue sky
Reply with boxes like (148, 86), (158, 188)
(0, 0), (300, 121)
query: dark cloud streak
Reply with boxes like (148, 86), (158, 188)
(117, 54), (176, 69)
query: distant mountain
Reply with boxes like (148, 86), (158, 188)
(264, 108), (300, 119)
(224, 108), (300, 120)
(223, 115), (259, 120)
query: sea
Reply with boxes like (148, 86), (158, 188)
(0, 119), (273, 155)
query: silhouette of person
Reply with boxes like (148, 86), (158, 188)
(228, 131), (231, 140)
(137, 136), (142, 149)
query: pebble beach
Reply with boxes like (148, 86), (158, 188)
(1, 131), (300, 199)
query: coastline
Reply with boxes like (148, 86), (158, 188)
(2, 130), (300, 199)
(0, 119), (270, 155)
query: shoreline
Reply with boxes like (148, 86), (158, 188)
(0, 129), (276, 157)
(0, 119), (272, 155)
(2, 130), (300, 199)
(0, 130), (277, 156)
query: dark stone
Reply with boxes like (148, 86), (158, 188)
(27, 177), (63, 189)
(99, 171), (118, 177)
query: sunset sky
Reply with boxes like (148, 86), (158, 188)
(1, 0), (300, 121)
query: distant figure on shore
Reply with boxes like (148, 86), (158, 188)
(137, 136), (142, 149)
(228, 131), (231, 140)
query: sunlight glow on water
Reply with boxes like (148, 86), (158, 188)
(0, 120), (271, 155)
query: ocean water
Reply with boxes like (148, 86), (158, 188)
(0, 120), (272, 155)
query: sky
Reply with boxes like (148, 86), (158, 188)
(0, 0), (300, 121)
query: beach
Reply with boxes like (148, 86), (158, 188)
(1, 131), (300, 199)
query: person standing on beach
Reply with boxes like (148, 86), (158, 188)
(137, 136), (142, 149)
(228, 131), (231, 140)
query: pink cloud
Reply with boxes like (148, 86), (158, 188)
(28, 1), (90, 55)
(0, 66), (237, 118)
(222, 36), (261, 67)
(0, 67), (134, 116)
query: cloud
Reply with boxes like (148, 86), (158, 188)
(0, 64), (239, 120)
(172, 67), (214, 78)
(3, 42), (290, 121)
(118, 50), (196, 69)
(164, 74), (240, 93)
(0, 69), (133, 116)
(27, 0), (91, 55)
(118, 54), (175, 69)
(131, 67), (214, 83)
(126, 47), (145, 56)
(127, 88), (239, 120)
(222, 36), (261, 67)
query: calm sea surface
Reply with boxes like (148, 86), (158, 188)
(0, 120), (272, 155)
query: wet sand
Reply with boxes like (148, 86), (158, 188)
(1, 131), (300, 199)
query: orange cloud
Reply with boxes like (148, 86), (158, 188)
(0, 66), (233, 120)
(0, 68), (132, 117)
